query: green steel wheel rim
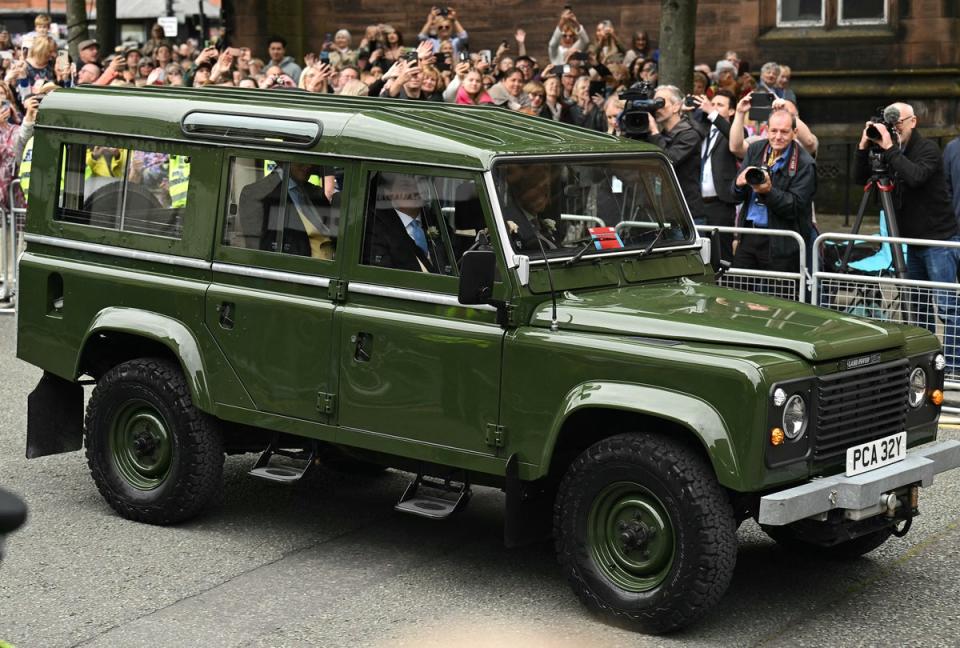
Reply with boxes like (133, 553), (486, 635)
(108, 399), (173, 491)
(587, 481), (675, 592)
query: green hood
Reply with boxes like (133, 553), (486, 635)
(532, 279), (905, 362)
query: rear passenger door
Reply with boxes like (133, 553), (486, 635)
(335, 164), (507, 463)
(205, 152), (351, 423)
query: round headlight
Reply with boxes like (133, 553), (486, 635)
(934, 354), (946, 371)
(773, 387), (787, 407)
(909, 367), (927, 408)
(782, 394), (807, 440)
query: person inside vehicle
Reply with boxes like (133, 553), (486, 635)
(499, 164), (563, 252)
(238, 162), (336, 259)
(363, 172), (448, 273)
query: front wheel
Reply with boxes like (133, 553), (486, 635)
(554, 433), (737, 634)
(85, 358), (224, 525)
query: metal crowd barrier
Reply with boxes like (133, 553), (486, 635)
(1, 179), (26, 311)
(695, 225), (808, 303)
(812, 232), (960, 415)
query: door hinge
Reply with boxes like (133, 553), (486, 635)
(328, 279), (347, 301)
(317, 391), (336, 415)
(485, 423), (506, 448)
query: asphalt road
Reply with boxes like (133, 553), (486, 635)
(1, 314), (959, 648)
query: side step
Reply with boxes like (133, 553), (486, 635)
(249, 442), (316, 483)
(395, 473), (471, 520)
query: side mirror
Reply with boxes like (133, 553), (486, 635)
(458, 249), (496, 305)
(709, 228), (731, 278)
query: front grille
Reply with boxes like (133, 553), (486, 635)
(813, 359), (910, 463)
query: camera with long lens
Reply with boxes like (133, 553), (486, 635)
(744, 166), (768, 186)
(865, 106), (902, 146)
(618, 81), (664, 138)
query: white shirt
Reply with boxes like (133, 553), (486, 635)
(700, 121), (720, 199)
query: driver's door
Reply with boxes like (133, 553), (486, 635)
(336, 165), (508, 464)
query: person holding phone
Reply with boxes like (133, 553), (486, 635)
(418, 6), (469, 60)
(730, 93), (818, 159)
(548, 7), (589, 65)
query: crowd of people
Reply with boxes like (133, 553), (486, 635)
(3, 10), (960, 354)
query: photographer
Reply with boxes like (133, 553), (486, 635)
(732, 108), (816, 273)
(854, 103), (960, 370)
(644, 85), (705, 222)
(689, 89), (741, 259)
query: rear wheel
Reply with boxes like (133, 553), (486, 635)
(85, 358), (224, 524)
(554, 433), (737, 634)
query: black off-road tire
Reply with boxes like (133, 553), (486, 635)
(554, 432), (738, 634)
(764, 525), (893, 560)
(85, 358), (224, 525)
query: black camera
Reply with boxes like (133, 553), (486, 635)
(437, 6), (450, 16)
(865, 106), (899, 143)
(618, 81), (664, 138)
(683, 95), (700, 108)
(744, 166), (768, 186)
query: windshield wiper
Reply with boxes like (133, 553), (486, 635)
(564, 239), (596, 267)
(640, 226), (666, 256)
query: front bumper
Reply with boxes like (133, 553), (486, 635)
(758, 440), (960, 526)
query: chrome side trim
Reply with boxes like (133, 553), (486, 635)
(349, 282), (498, 313)
(211, 262), (331, 288)
(23, 233), (211, 270)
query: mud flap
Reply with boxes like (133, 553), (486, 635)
(26, 372), (84, 459)
(504, 453), (554, 548)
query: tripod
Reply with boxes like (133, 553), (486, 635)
(840, 152), (907, 278)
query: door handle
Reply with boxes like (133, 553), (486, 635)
(217, 302), (235, 330)
(351, 332), (373, 362)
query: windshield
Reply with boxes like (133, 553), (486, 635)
(492, 156), (695, 259)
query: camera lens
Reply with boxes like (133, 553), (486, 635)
(745, 167), (766, 185)
(866, 124), (881, 140)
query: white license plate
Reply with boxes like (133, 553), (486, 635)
(845, 431), (907, 477)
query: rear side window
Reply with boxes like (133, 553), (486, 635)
(221, 156), (343, 261)
(55, 143), (190, 239)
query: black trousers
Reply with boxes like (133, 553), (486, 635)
(703, 200), (736, 262)
(733, 230), (800, 274)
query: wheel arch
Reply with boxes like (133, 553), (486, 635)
(539, 381), (740, 488)
(76, 307), (212, 411)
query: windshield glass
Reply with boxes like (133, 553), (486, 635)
(492, 156), (694, 259)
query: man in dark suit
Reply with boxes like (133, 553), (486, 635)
(690, 88), (740, 261)
(238, 162), (336, 259)
(363, 173), (450, 273)
(732, 108), (816, 274)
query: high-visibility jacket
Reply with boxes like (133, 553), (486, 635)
(18, 137), (34, 203)
(169, 155), (190, 207)
(85, 149), (127, 179)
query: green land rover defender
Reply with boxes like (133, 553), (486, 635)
(17, 86), (960, 633)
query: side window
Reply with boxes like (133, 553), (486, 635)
(56, 143), (188, 238)
(221, 157), (342, 261)
(361, 171), (484, 276)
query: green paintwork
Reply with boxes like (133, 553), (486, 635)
(588, 482), (675, 592)
(109, 398), (173, 490)
(16, 86), (944, 502)
(83, 307), (214, 411)
(531, 279), (907, 362)
(546, 381), (740, 487)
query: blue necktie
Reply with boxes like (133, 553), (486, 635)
(409, 218), (429, 255)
